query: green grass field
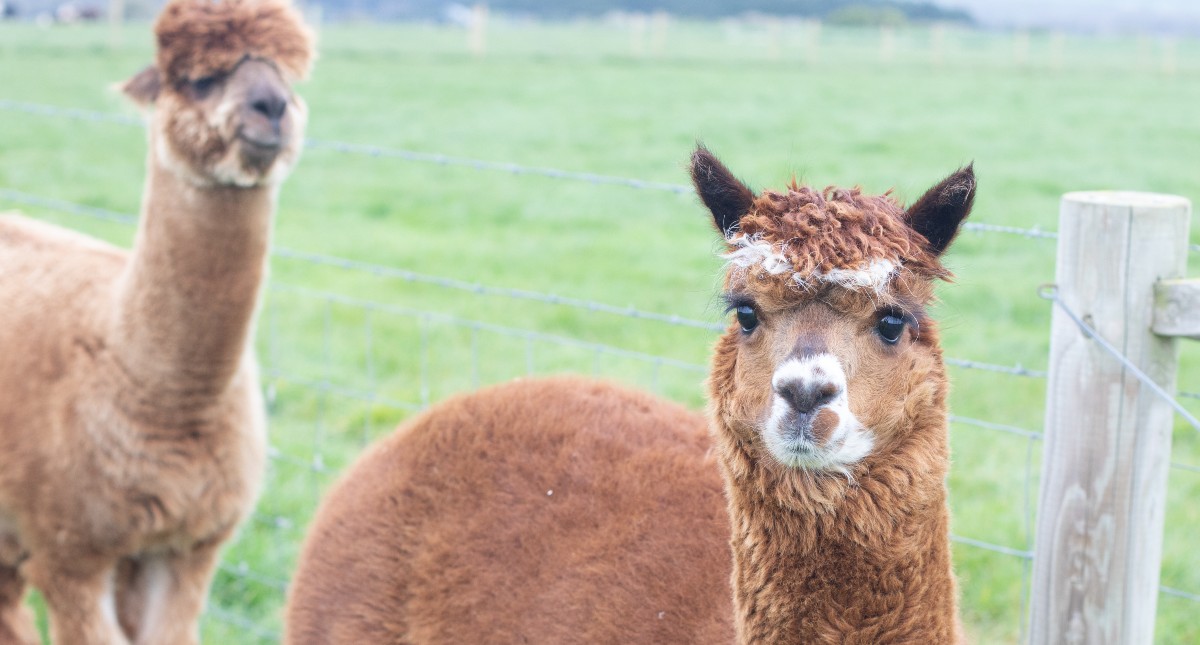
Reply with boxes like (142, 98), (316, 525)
(2, 17), (1199, 643)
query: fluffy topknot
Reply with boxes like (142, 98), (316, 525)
(154, 0), (315, 84)
(732, 184), (949, 283)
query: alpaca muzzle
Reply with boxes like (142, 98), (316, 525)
(763, 355), (873, 471)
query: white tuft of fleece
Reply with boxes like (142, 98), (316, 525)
(723, 233), (898, 293)
(808, 259), (897, 295)
(723, 234), (792, 275)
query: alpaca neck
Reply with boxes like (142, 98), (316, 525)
(719, 430), (960, 643)
(110, 148), (274, 417)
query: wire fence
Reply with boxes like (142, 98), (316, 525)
(1, 97), (1198, 643)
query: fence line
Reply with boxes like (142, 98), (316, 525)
(204, 606), (278, 641)
(944, 357), (1047, 378)
(0, 186), (1065, 382)
(0, 99), (692, 194)
(4, 98), (1197, 641)
(1173, 461), (1200, 474)
(1, 97), (1174, 247)
(950, 415), (1043, 440)
(270, 282), (714, 374)
(1040, 284), (1200, 433)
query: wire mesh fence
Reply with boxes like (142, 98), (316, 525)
(1, 91), (1198, 643)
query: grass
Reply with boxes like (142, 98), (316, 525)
(2, 17), (1199, 643)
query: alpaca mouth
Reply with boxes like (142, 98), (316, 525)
(238, 133), (283, 153)
(237, 133), (285, 171)
(763, 402), (872, 472)
(778, 407), (840, 445)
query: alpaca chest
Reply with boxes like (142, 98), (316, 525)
(123, 406), (267, 548)
(70, 382), (268, 553)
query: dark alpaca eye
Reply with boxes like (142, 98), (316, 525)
(190, 76), (218, 97)
(876, 314), (905, 344)
(735, 305), (758, 333)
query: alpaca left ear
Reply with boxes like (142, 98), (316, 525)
(119, 65), (162, 106)
(906, 164), (976, 257)
(690, 144), (755, 238)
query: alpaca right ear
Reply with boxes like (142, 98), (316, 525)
(690, 145), (755, 237)
(120, 65), (162, 106)
(906, 164), (976, 257)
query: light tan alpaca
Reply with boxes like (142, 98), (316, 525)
(0, 1), (312, 643)
(285, 147), (975, 644)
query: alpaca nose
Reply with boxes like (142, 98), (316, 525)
(774, 379), (840, 415)
(247, 84), (288, 125)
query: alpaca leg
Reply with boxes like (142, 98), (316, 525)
(114, 558), (145, 642)
(127, 543), (221, 645)
(22, 553), (128, 645)
(0, 564), (39, 645)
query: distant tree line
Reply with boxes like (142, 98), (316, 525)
(317, 1), (974, 25)
(495, 1), (971, 23)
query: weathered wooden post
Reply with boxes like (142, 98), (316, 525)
(108, 0), (125, 48)
(468, 3), (488, 59)
(1013, 29), (1030, 67)
(879, 25), (895, 64)
(766, 16), (782, 61)
(929, 23), (945, 67)
(628, 12), (648, 58)
(1161, 37), (1178, 76)
(1049, 31), (1065, 71)
(649, 11), (669, 58)
(1031, 192), (1193, 644)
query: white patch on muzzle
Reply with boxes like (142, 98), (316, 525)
(763, 354), (874, 475)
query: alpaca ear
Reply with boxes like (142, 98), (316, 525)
(119, 65), (162, 106)
(906, 164), (976, 257)
(690, 144), (755, 237)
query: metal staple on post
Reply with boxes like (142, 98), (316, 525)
(1040, 285), (1200, 432)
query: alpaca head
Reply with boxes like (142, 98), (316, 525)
(119, 0), (314, 188)
(693, 146), (974, 480)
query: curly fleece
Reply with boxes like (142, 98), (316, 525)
(733, 184), (950, 283)
(154, 0), (314, 83)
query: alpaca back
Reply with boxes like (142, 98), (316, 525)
(0, 215), (127, 500)
(286, 375), (734, 644)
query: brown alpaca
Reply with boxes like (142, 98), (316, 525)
(285, 147), (974, 644)
(0, 1), (313, 643)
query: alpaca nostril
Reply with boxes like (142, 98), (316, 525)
(776, 380), (841, 415)
(249, 91), (287, 123)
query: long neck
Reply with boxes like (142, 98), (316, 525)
(716, 422), (961, 644)
(109, 147), (274, 416)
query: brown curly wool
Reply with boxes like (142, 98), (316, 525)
(154, 0), (314, 83)
(735, 184), (950, 283)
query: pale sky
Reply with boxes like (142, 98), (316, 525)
(941, 0), (1200, 30)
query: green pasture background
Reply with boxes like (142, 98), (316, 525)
(1, 17), (1199, 643)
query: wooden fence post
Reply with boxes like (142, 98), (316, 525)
(468, 3), (488, 59)
(1030, 192), (1192, 645)
(108, 0), (124, 47)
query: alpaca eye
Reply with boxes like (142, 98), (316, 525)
(735, 305), (758, 333)
(876, 314), (905, 344)
(190, 76), (218, 97)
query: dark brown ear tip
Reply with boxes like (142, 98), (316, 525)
(689, 144), (716, 174)
(946, 164), (977, 202)
(961, 163), (977, 185)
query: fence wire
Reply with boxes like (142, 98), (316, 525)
(0, 98), (1158, 248)
(0, 184), (1064, 640)
(2, 96), (1197, 642)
